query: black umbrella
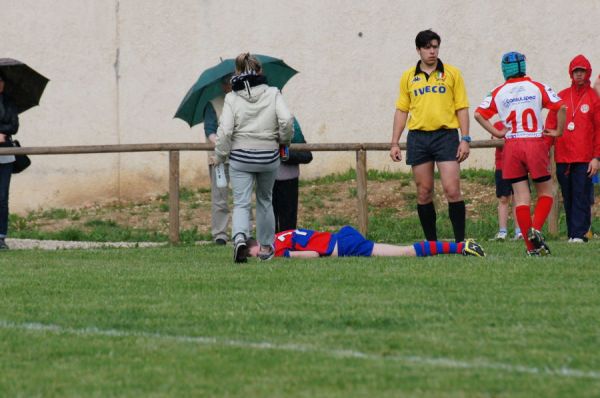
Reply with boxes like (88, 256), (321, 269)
(0, 58), (49, 113)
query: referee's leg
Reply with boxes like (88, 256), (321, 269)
(438, 160), (465, 242)
(413, 161), (437, 241)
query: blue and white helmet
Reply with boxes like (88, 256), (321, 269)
(501, 51), (526, 80)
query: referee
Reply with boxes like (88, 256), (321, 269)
(389, 29), (471, 242)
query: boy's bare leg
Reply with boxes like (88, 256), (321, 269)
(370, 243), (416, 257)
(498, 196), (510, 231)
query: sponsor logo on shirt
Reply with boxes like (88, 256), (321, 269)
(502, 95), (536, 108)
(413, 85), (447, 97)
(412, 76), (421, 83)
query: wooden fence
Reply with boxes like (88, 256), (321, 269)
(0, 140), (560, 243)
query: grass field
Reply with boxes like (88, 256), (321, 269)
(1, 241), (600, 397)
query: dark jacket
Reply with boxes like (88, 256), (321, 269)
(284, 118), (313, 165)
(0, 94), (19, 147)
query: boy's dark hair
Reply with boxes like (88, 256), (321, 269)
(242, 238), (258, 258)
(415, 29), (441, 49)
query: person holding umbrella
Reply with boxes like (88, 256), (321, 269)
(204, 73), (234, 245)
(214, 53), (294, 263)
(273, 117), (312, 232)
(0, 74), (19, 249)
(174, 54), (298, 247)
(0, 59), (49, 250)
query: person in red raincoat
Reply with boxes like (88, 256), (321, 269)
(545, 54), (600, 242)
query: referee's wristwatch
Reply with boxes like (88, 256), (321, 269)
(461, 135), (472, 143)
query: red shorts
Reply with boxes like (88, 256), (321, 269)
(502, 138), (551, 180)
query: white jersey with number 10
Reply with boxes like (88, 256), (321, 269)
(477, 77), (562, 139)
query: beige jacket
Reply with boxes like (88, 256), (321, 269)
(215, 84), (293, 162)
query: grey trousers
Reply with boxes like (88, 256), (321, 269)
(209, 164), (230, 242)
(229, 159), (279, 246)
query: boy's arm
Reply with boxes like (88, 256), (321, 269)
(544, 105), (567, 137)
(474, 112), (506, 138)
(287, 251), (320, 258)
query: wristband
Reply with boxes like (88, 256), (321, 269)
(461, 135), (472, 143)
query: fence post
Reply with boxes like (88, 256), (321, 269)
(356, 149), (368, 236)
(548, 147), (559, 236)
(169, 150), (180, 244)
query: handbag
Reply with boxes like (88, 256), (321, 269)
(10, 139), (31, 174)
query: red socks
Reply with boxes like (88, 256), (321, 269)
(515, 196), (553, 252)
(515, 205), (534, 251)
(533, 195), (553, 230)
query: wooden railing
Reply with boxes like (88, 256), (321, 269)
(0, 140), (560, 243)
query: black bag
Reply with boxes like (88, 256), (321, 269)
(11, 140), (31, 174)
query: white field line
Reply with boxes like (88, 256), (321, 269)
(1, 320), (599, 380)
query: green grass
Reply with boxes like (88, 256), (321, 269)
(299, 168), (496, 186)
(1, 242), (600, 397)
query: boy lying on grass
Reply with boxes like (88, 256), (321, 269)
(240, 225), (485, 261)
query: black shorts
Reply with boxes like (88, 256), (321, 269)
(406, 129), (459, 166)
(495, 169), (513, 198)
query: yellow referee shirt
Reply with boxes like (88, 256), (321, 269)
(395, 60), (469, 131)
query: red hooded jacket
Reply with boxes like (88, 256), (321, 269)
(545, 54), (600, 163)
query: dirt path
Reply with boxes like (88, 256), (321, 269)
(5, 238), (169, 250)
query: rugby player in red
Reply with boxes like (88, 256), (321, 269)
(474, 51), (567, 256)
(241, 226), (485, 259)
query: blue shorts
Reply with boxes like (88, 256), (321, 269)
(495, 169), (513, 198)
(334, 226), (374, 257)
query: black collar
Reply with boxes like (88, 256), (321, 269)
(231, 74), (268, 92)
(415, 59), (445, 80)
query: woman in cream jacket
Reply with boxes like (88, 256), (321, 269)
(215, 53), (293, 263)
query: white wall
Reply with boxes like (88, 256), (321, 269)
(2, 0), (599, 212)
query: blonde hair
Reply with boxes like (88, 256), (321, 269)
(235, 53), (262, 75)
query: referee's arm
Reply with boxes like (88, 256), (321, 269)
(390, 110), (408, 162)
(456, 108), (470, 162)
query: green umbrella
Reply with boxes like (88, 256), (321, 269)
(174, 54), (298, 127)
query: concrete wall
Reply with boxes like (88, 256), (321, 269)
(2, 0), (599, 212)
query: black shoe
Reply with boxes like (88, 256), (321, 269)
(462, 239), (485, 257)
(0, 238), (8, 250)
(233, 234), (247, 263)
(527, 228), (551, 255)
(214, 238), (227, 246)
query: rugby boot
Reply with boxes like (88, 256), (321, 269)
(527, 228), (551, 255)
(462, 239), (486, 257)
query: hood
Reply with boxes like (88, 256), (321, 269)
(236, 84), (268, 103)
(569, 54), (592, 86)
(231, 73), (268, 103)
